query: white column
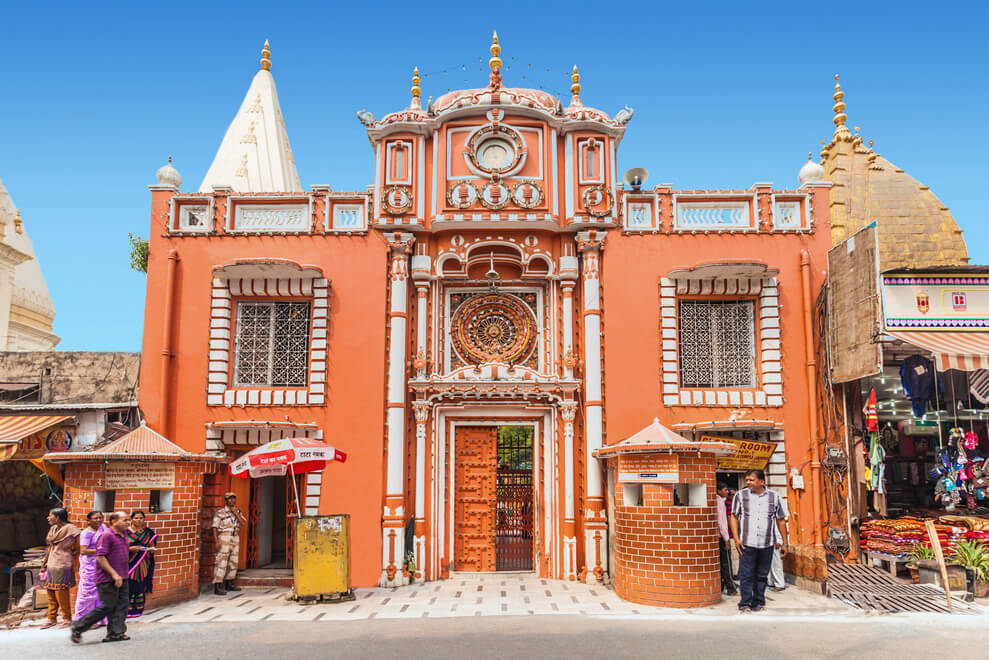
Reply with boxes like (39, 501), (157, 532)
(576, 230), (607, 583)
(381, 232), (414, 587)
(561, 281), (576, 378)
(412, 399), (429, 581)
(560, 399), (578, 580)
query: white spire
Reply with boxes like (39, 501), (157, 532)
(199, 41), (302, 193)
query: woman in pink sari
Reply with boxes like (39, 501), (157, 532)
(73, 511), (107, 628)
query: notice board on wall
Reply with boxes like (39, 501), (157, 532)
(105, 462), (175, 489)
(617, 454), (679, 483)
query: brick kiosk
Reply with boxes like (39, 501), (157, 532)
(595, 420), (734, 608)
(45, 423), (224, 608)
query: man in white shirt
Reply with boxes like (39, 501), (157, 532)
(729, 469), (788, 612)
(716, 483), (737, 596)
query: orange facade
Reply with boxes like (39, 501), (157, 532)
(137, 36), (832, 595)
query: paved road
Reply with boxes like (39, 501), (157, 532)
(2, 613), (983, 659)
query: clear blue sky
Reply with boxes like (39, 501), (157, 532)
(2, 1), (987, 351)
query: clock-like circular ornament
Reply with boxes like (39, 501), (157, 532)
(465, 125), (525, 176)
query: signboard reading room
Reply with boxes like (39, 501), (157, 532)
(105, 462), (176, 489)
(711, 436), (777, 471)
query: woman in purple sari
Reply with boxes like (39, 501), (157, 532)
(73, 511), (107, 627)
(125, 510), (157, 618)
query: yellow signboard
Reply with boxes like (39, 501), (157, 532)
(709, 435), (777, 471)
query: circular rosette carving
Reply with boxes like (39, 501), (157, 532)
(479, 182), (511, 210)
(581, 185), (614, 218)
(511, 181), (544, 209)
(447, 181), (479, 209)
(382, 185), (413, 214)
(450, 292), (538, 365)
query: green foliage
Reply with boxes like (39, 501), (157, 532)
(128, 233), (149, 273)
(950, 540), (989, 583)
(906, 543), (936, 563)
(497, 426), (533, 469)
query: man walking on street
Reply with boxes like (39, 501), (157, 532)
(71, 511), (131, 644)
(716, 483), (737, 596)
(212, 492), (247, 595)
(729, 469), (788, 612)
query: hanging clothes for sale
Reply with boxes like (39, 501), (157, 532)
(900, 355), (936, 417)
(865, 389), (878, 432)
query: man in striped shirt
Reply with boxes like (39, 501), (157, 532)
(729, 469), (788, 612)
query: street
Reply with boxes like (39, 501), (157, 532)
(2, 612), (985, 659)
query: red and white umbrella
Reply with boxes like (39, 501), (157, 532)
(228, 437), (347, 516)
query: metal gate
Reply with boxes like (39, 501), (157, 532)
(496, 427), (533, 571)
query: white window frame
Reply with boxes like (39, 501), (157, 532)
(677, 300), (756, 388)
(232, 300), (312, 388)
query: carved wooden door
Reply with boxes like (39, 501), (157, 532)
(454, 426), (497, 571)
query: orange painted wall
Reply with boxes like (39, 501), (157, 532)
(602, 188), (831, 547)
(138, 190), (388, 586)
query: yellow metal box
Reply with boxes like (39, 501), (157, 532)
(293, 514), (351, 598)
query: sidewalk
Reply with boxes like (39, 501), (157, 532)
(137, 573), (855, 624)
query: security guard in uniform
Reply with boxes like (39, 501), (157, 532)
(212, 492), (247, 595)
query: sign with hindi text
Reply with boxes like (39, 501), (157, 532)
(105, 462), (175, 489)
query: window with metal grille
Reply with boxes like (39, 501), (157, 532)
(233, 301), (311, 387)
(677, 300), (756, 388)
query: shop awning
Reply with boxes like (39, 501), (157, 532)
(0, 415), (71, 444)
(885, 330), (989, 371)
(0, 415), (72, 461)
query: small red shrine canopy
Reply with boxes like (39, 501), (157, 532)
(593, 418), (737, 458)
(44, 421), (225, 463)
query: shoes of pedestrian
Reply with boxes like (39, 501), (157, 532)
(225, 580), (242, 592)
(751, 605), (764, 612)
(769, 586), (786, 592)
(213, 582), (227, 596)
(70, 630), (82, 644)
(40, 620), (58, 629)
(738, 606), (751, 613)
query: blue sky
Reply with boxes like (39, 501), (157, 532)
(2, 1), (987, 351)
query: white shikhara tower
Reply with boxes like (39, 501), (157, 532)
(199, 41), (302, 193)
(0, 174), (59, 350)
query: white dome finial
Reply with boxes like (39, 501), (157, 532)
(798, 151), (825, 185)
(156, 155), (183, 188)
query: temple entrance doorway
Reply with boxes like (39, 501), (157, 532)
(454, 425), (534, 571)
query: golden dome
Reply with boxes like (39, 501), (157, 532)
(821, 79), (968, 267)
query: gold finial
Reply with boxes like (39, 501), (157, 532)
(867, 139), (880, 168)
(411, 67), (421, 99)
(260, 39), (271, 71)
(489, 31), (502, 70)
(807, 151), (813, 161)
(13, 209), (23, 234)
(831, 74), (852, 142)
(570, 65), (581, 97)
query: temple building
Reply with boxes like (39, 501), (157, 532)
(115, 35), (840, 606)
(0, 175), (59, 351)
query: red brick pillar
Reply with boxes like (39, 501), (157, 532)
(611, 452), (720, 608)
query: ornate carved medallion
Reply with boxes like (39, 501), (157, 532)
(382, 185), (413, 214)
(450, 292), (538, 365)
(447, 181), (479, 209)
(581, 185), (614, 218)
(511, 182), (544, 209)
(479, 182), (511, 210)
